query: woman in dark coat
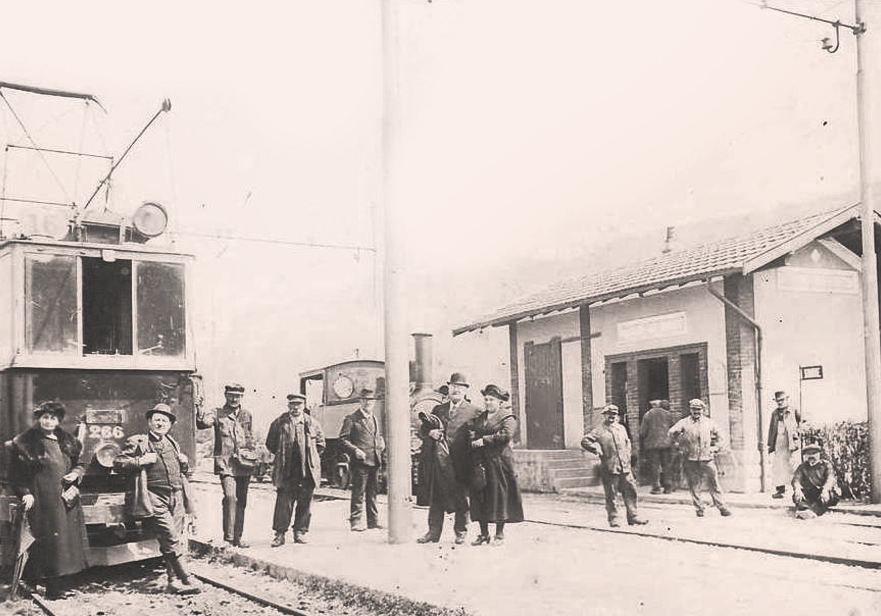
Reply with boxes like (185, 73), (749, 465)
(9, 401), (88, 598)
(467, 384), (524, 546)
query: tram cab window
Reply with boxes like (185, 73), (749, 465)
(82, 257), (133, 355)
(137, 262), (185, 357)
(26, 255), (79, 353)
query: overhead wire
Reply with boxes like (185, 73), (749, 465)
(175, 229), (376, 253)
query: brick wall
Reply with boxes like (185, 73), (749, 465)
(723, 274), (757, 452)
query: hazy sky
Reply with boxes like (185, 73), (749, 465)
(0, 0), (866, 422)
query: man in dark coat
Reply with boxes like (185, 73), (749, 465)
(339, 388), (386, 531)
(417, 372), (481, 545)
(196, 382), (256, 547)
(639, 399), (674, 494)
(114, 404), (201, 595)
(266, 393), (325, 546)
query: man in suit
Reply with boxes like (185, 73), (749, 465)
(339, 388), (386, 532)
(196, 382), (256, 548)
(265, 393), (325, 546)
(417, 372), (481, 545)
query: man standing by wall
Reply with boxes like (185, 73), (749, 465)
(640, 400), (675, 494)
(668, 399), (732, 518)
(196, 382), (256, 548)
(767, 390), (801, 499)
(581, 405), (648, 527)
(339, 388), (386, 532)
(417, 372), (481, 544)
(266, 393), (325, 546)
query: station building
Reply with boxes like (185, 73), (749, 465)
(453, 204), (876, 493)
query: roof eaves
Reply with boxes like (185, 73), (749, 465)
(741, 204), (858, 275)
(452, 267), (739, 336)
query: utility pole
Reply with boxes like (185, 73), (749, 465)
(757, 1), (881, 503)
(381, 0), (413, 542)
(855, 0), (881, 504)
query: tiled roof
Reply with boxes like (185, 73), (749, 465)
(454, 204), (858, 335)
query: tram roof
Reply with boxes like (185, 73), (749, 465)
(0, 236), (194, 259)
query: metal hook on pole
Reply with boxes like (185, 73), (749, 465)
(822, 22), (841, 53)
(81, 99), (172, 211)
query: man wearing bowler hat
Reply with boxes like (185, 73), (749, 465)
(196, 382), (257, 547)
(339, 388), (386, 531)
(115, 404), (201, 594)
(265, 393), (325, 546)
(417, 372), (481, 544)
(581, 405), (648, 527)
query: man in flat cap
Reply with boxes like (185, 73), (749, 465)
(115, 404), (201, 594)
(668, 399), (732, 518)
(791, 441), (840, 519)
(196, 382), (257, 547)
(265, 393), (325, 546)
(417, 372), (481, 544)
(581, 405), (647, 527)
(339, 388), (386, 532)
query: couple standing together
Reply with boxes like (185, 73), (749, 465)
(417, 373), (524, 546)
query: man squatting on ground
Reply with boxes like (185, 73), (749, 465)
(581, 404), (648, 528)
(791, 441), (840, 519)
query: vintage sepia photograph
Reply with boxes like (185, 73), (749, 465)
(0, 1), (879, 615)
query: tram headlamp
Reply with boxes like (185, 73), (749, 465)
(94, 442), (122, 468)
(132, 202), (168, 238)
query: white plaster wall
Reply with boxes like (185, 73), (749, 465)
(562, 339), (584, 447)
(754, 244), (866, 427)
(591, 285), (730, 432)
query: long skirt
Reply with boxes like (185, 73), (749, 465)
(470, 455), (524, 523)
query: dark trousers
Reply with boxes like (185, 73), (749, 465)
(794, 485), (839, 516)
(683, 460), (727, 512)
(601, 471), (639, 522)
(427, 483), (469, 539)
(350, 462), (379, 527)
(220, 474), (251, 542)
(272, 477), (315, 535)
(645, 448), (674, 490)
(145, 488), (185, 557)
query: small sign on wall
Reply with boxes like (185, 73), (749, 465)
(800, 365), (823, 380)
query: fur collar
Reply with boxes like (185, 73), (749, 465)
(12, 426), (82, 467)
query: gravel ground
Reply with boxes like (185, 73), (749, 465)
(0, 554), (467, 616)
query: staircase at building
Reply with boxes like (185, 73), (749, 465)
(513, 449), (600, 493)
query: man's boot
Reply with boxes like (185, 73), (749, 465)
(166, 554), (202, 595)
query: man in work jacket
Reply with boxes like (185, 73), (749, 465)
(581, 404), (648, 528)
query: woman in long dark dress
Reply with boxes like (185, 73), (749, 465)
(10, 401), (88, 599)
(467, 384), (524, 546)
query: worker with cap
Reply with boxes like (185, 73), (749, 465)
(196, 382), (257, 547)
(265, 392), (325, 546)
(791, 440), (840, 519)
(417, 371), (482, 544)
(581, 404), (648, 527)
(668, 399), (732, 518)
(339, 387), (386, 531)
(114, 403), (201, 595)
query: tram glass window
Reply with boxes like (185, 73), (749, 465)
(82, 257), (133, 355)
(137, 262), (185, 357)
(25, 254), (78, 353)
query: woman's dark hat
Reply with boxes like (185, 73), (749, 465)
(480, 384), (509, 402)
(34, 401), (65, 420)
(447, 372), (470, 388)
(146, 403), (177, 423)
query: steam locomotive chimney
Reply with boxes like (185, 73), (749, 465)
(412, 333), (433, 393)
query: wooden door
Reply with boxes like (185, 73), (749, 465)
(524, 338), (564, 449)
